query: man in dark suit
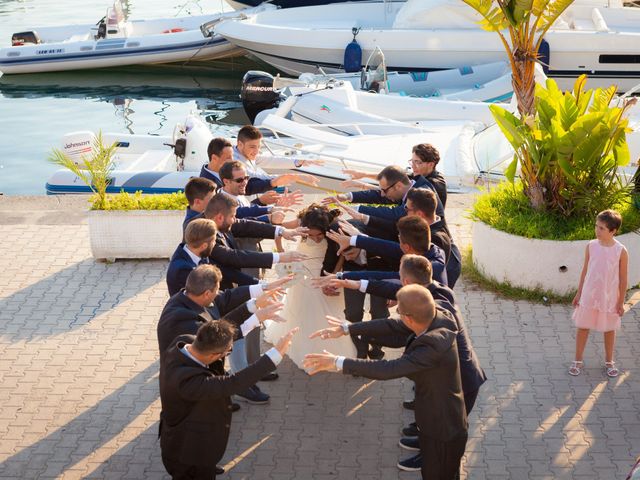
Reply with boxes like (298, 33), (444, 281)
(160, 320), (297, 480)
(203, 193), (306, 402)
(305, 285), (468, 480)
(183, 177), (217, 232)
(204, 193), (308, 290)
(199, 137), (233, 188)
(167, 218), (217, 297)
(158, 264), (286, 409)
(325, 254), (486, 471)
(158, 264), (285, 355)
(323, 165), (446, 231)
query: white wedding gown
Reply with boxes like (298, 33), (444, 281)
(264, 237), (357, 370)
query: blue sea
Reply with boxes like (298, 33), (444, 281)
(0, 0), (264, 195)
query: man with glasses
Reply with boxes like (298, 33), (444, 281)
(409, 143), (448, 209)
(324, 165), (445, 235)
(159, 318), (297, 480)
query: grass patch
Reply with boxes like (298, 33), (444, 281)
(470, 182), (640, 241)
(91, 191), (187, 211)
(461, 247), (574, 304)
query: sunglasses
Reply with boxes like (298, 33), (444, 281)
(380, 181), (398, 194)
(232, 176), (250, 184)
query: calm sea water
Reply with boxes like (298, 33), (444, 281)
(0, 0), (262, 195)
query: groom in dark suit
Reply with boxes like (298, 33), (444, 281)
(305, 285), (468, 480)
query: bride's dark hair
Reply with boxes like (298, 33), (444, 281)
(298, 203), (341, 233)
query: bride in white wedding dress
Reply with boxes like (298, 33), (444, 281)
(264, 204), (357, 369)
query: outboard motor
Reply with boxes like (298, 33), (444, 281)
(241, 71), (280, 124)
(11, 31), (42, 46)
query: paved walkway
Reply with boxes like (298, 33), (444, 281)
(0, 194), (638, 479)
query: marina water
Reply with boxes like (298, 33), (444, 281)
(0, 0), (258, 195)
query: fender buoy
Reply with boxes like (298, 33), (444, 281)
(343, 27), (362, 73)
(162, 28), (184, 34)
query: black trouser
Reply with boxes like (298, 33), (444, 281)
(419, 431), (468, 480)
(343, 288), (389, 358)
(162, 457), (216, 480)
(446, 244), (462, 289)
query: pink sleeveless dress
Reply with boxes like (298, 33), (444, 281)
(572, 239), (624, 332)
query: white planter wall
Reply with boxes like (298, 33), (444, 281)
(88, 210), (184, 261)
(472, 221), (640, 295)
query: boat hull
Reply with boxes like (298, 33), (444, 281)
(215, 1), (640, 91)
(0, 10), (259, 74)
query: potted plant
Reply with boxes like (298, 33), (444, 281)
(49, 135), (187, 261)
(461, 0), (640, 296)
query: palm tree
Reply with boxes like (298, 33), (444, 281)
(461, 0), (573, 118)
(461, 0), (575, 209)
(49, 132), (116, 210)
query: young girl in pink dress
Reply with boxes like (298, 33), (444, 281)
(569, 210), (629, 377)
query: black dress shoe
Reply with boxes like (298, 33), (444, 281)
(402, 422), (420, 437)
(216, 465), (225, 475)
(403, 399), (415, 410)
(230, 402), (240, 413)
(261, 372), (279, 382)
(399, 436), (420, 451)
(397, 453), (422, 472)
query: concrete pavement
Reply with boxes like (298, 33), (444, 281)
(0, 193), (638, 479)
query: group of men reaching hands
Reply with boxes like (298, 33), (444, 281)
(157, 125), (486, 480)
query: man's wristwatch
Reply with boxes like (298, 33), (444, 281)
(341, 322), (350, 335)
(336, 272), (344, 280)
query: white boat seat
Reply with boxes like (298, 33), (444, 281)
(64, 33), (91, 43)
(124, 149), (174, 172)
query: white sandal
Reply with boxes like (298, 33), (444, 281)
(568, 361), (584, 376)
(605, 361), (619, 378)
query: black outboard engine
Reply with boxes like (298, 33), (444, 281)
(241, 71), (280, 124)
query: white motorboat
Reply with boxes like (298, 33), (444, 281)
(240, 59), (514, 122)
(0, 1), (272, 75)
(214, 0), (640, 91)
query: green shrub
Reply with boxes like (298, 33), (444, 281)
(471, 181), (640, 240)
(92, 191), (188, 211)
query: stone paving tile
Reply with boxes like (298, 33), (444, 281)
(1, 194), (639, 479)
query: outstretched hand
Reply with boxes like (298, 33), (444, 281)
(272, 173), (319, 187)
(326, 229), (352, 255)
(303, 351), (339, 375)
(281, 226), (310, 241)
(275, 328), (299, 356)
(255, 301), (285, 323)
(337, 219), (362, 236)
(309, 315), (348, 340)
(264, 274), (294, 291)
(321, 194), (349, 205)
(275, 188), (304, 208)
(256, 288), (285, 309)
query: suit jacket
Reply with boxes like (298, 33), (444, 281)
(157, 289), (252, 353)
(424, 169), (447, 209)
(345, 310), (467, 441)
(210, 230), (274, 290)
(356, 280), (486, 395)
(352, 176), (445, 221)
(350, 236), (448, 285)
(182, 208), (203, 234)
(166, 244), (208, 296)
(199, 165), (224, 188)
(159, 334), (276, 468)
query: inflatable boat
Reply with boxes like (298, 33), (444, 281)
(0, 1), (272, 74)
(46, 112), (510, 195)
